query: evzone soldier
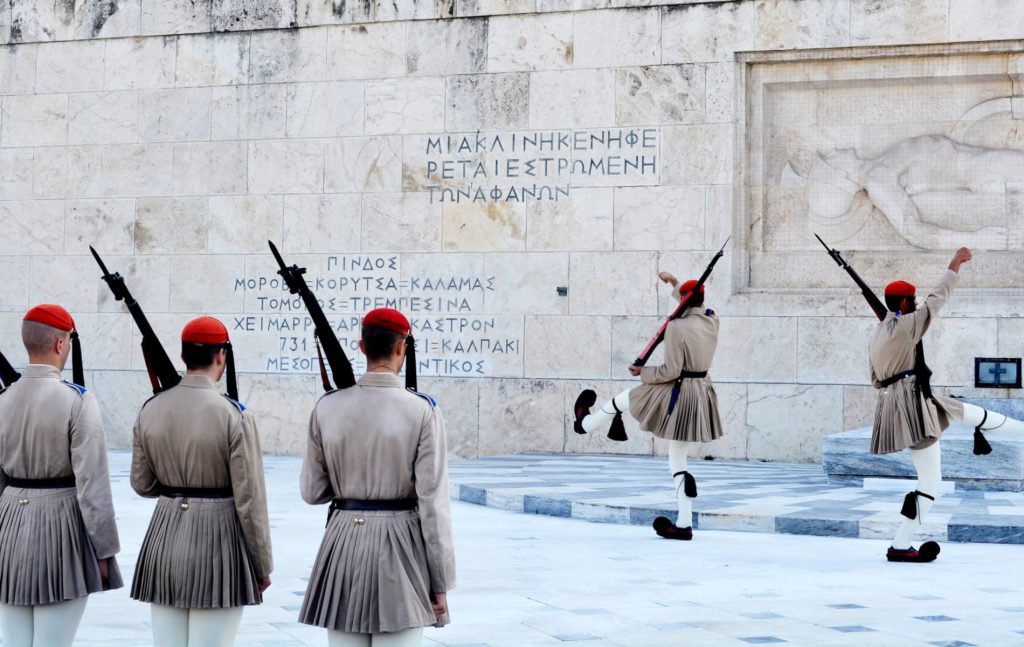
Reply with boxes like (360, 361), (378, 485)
(0, 305), (122, 647)
(299, 308), (456, 647)
(574, 273), (723, 540)
(130, 317), (273, 646)
(870, 248), (1024, 562)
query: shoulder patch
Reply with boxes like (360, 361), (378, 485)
(407, 388), (436, 408)
(705, 308), (715, 316)
(223, 395), (246, 412)
(61, 380), (87, 396)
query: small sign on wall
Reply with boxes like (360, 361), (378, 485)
(974, 358), (1022, 388)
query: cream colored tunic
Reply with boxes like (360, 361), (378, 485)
(868, 269), (964, 454)
(0, 364), (122, 603)
(131, 375), (273, 579)
(299, 372), (455, 633)
(629, 291), (723, 442)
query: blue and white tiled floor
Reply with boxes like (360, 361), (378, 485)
(448, 454), (1024, 545)
(54, 453), (1024, 646)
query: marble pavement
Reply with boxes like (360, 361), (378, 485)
(49, 451), (1024, 647)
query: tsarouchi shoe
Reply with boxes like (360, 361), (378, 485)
(653, 516), (693, 541)
(573, 389), (596, 434)
(886, 541), (940, 563)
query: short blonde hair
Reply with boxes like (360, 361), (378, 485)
(22, 320), (68, 356)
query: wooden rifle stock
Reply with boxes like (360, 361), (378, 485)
(633, 237), (730, 367)
(268, 241), (355, 391)
(91, 247), (181, 394)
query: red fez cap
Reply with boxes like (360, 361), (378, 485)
(24, 304), (75, 331)
(181, 316), (229, 344)
(363, 308), (411, 335)
(679, 280), (705, 295)
(884, 280), (916, 297)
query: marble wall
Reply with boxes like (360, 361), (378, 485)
(1, 0), (1022, 464)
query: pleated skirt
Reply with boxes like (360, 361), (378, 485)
(0, 486), (124, 606)
(131, 496), (260, 609)
(629, 377), (724, 442)
(870, 378), (954, 454)
(299, 508), (439, 634)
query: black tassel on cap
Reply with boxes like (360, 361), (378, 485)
(405, 335), (418, 392)
(607, 399), (627, 441)
(225, 342), (238, 401)
(70, 330), (84, 386)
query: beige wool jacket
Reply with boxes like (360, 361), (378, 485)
(301, 371), (456, 594)
(130, 374), (273, 577)
(0, 364), (120, 559)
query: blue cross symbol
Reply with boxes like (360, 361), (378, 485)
(986, 363), (1009, 386)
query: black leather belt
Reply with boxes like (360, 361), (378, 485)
(678, 370), (708, 379)
(158, 485), (233, 499)
(879, 370), (915, 388)
(5, 475), (76, 489)
(330, 497), (418, 512)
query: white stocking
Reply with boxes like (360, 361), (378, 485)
(151, 605), (244, 647)
(961, 402), (1024, 433)
(582, 390), (630, 434)
(0, 597), (88, 647)
(328, 628), (423, 647)
(892, 442), (942, 549)
(669, 441), (694, 529)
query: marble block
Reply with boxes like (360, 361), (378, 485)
(486, 13), (572, 73)
(823, 426), (1024, 491)
(104, 36), (175, 90)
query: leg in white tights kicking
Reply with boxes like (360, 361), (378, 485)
(0, 597), (88, 647)
(581, 390), (630, 434)
(888, 441), (942, 562)
(960, 402), (1024, 434)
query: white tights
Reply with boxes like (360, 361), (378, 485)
(150, 604), (244, 647)
(327, 627), (424, 647)
(892, 441), (942, 549)
(669, 440), (695, 528)
(581, 389), (631, 434)
(960, 402), (1024, 433)
(0, 597), (88, 647)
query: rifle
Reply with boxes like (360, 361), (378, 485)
(815, 234), (887, 321)
(633, 237), (730, 367)
(0, 347), (19, 391)
(268, 241), (355, 391)
(91, 247), (181, 394)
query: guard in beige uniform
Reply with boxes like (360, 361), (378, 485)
(131, 316), (272, 646)
(0, 305), (122, 647)
(575, 274), (723, 540)
(300, 308), (455, 647)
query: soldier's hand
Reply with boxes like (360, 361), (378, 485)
(97, 558), (109, 583)
(431, 591), (448, 618)
(657, 271), (677, 285)
(628, 365), (642, 377)
(949, 247), (972, 272)
(258, 575), (272, 593)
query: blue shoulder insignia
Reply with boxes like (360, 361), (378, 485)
(61, 380), (87, 396)
(223, 395), (246, 412)
(408, 389), (436, 408)
(705, 308), (715, 316)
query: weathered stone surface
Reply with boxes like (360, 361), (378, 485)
(754, 0), (848, 50)
(526, 188), (614, 252)
(446, 73), (529, 131)
(36, 39), (104, 92)
(705, 62), (734, 123)
(529, 69), (616, 129)
(209, 195), (284, 253)
(286, 81), (364, 138)
(487, 13), (572, 72)
(442, 201), (527, 252)
(842, 384), (876, 432)
(69, 91), (138, 145)
(715, 317), (799, 382)
(948, 0), (1024, 42)
(91, 369), (156, 450)
(283, 193), (362, 254)
(569, 251), (657, 316)
(101, 144), (174, 197)
(141, 0), (212, 36)
(690, 382), (748, 460)
(573, 8), (660, 69)
(0, 148), (34, 199)
(33, 146), (101, 198)
(325, 22), (406, 80)
(407, 18), (487, 76)
(172, 141), (247, 196)
(9, 0), (75, 42)
(0, 257), (28, 311)
(249, 26), (326, 83)
(139, 87), (212, 142)
(29, 255), (99, 313)
(238, 374), (318, 457)
(478, 378), (565, 455)
(75, 0), (142, 40)
(525, 315), (611, 379)
(613, 185), (705, 251)
(2, 94), (68, 146)
(365, 78), (445, 134)
(324, 136), (403, 193)
(797, 316), (877, 384)
(0, 201), (65, 255)
(134, 197), (209, 254)
(65, 199), (135, 256)
(168, 254), (245, 313)
(211, 85), (287, 140)
(0, 44), (36, 95)
(104, 36), (175, 90)
(248, 139), (324, 194)
(362, 192), (442, 252)
(211, 0), (296, 32)
(456, 0), (535, 17)
(417, 377), (480, 458)
(482, 252), (569, 315)
(747, 384), (843, 462)
(175, 32), (249, 86)
(662, 123), (734, 185)
(850, 0), (946, 45)
(663, 1), (754, 63)
(617, 65), (704, 126)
